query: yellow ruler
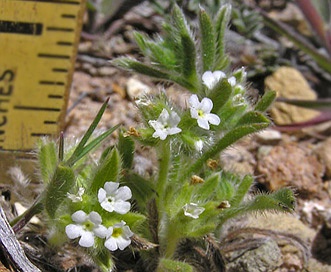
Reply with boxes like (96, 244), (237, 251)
(0, 0), (85, 182)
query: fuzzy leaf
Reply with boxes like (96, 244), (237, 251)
(180, 123), (269, 181)
(208, 79), (232, 112)
(195, 173), (220, 200)
(158, 258), (193, 272)
(118, 132), (135, 169)
(254, 90), (276, 112)
(230, 175), (254, 206)
(199, 7), (215, 72)
(37, 140), (58, 184)
(90, 148), (121, 193)
(45, 164), (75, 218)
(236, 111), (270, 126)
(214, 4), (231, 70)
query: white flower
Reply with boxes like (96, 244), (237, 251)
(189, 94), (220, 130)
(67, 187), (85, 202)
(183, 203), (205, 219)
(104, 221), (134, 251)
(202, 71), (226, 89)
(227, 76), (236, 86)
(194, 140), (204, 152)
(98, 181), (132, 214)
(65, 210), (108, 247)
(148, 109), (182, 140)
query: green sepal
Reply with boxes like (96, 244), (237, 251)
(236, 111), (270, 126)
(118, 132), (135, 169)
(199, 7), (215, 72)
(254, 90), (276, 112)
(37, 139), (58, 184)
(89, 148), (121, 193)
(45, 163), (75, 218)
(157, 258), (193, 272)
(214, 4), (231, 70)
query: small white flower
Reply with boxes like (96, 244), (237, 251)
(183, 203), (205, 219)
(194, 140), (204, 152)
(189, 94), (220, 130)
(65, 210), (108, 247)
(227, 76), (236, 86)
(67, 187), (85, 202)
(148, 109), (182, 140)
(104, 221), (134, 251)
(98, 181), (132, 214)
(202, 71), (226, 89)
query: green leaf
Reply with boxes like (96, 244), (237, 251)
(45, 164), (75, 218)
(214, 4), (232, 70)
(199, 7), (216, 71)
(66, 99), (114, 167)
(195, 173), (220, 200)
(37, 139), (58, 184)
(158, 258), (193, 272)
(118, 132), (135, 169)
(254, 90), (276, 112)
(90, 148), (121, 193)
(236, 111), (270, 126)
(180, 34), (198, 91)
(180, 123), (270, 181)
(230, 175), (254, 206)
(208, 79), (232, 112)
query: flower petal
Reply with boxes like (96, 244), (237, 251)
(101, 201), (115, 212)
(104, 181), (119, 194)
(89, 211), (102, 225)
(168, 127), (182, 135)
(116, 236), (132, 250)
(71, 210), (87, 223)
(98, 188), (107, 203)
(94, 225), (108, 238)
(65, 224), (83, 239)
(206, 113), (220, 126)
(79, 231), (95, 247)
(188, 94), (199, 108)
(105, 237), (118, 251)
(113, 201), (131, 214)
(202, 71), (214, 88)
(200, 97), (213, 113)
(197, 118), (210, 130)
(116, 186), (132, 201)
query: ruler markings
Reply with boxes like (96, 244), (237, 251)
(38, 53), (70, 59)
(46, 27), (74, 32)
(56, 41), (73, 46)
(39, 81), (65, 86)
(0, 20), (43, 35)
(61, 14), (76, 19)
(17, 0), (80, 5)
(44, 120), (57, 124)
(52, 68), (68, 73)
(31, 133), (53, 137)
(48, 95), (64, 99)
(14, 105), (61, 112)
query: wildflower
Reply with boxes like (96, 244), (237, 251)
(189, 94), (220, 130)
(202, 71), (226, 89)
(65, 210), (107, 247)
(98, 181), (132, 214)
(194, 140), (204, 152)
(183, 203), (205, 219)
(104, 221), (134, 251)
(67, 187), (85, 202)
(148, 109), (182, 140)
